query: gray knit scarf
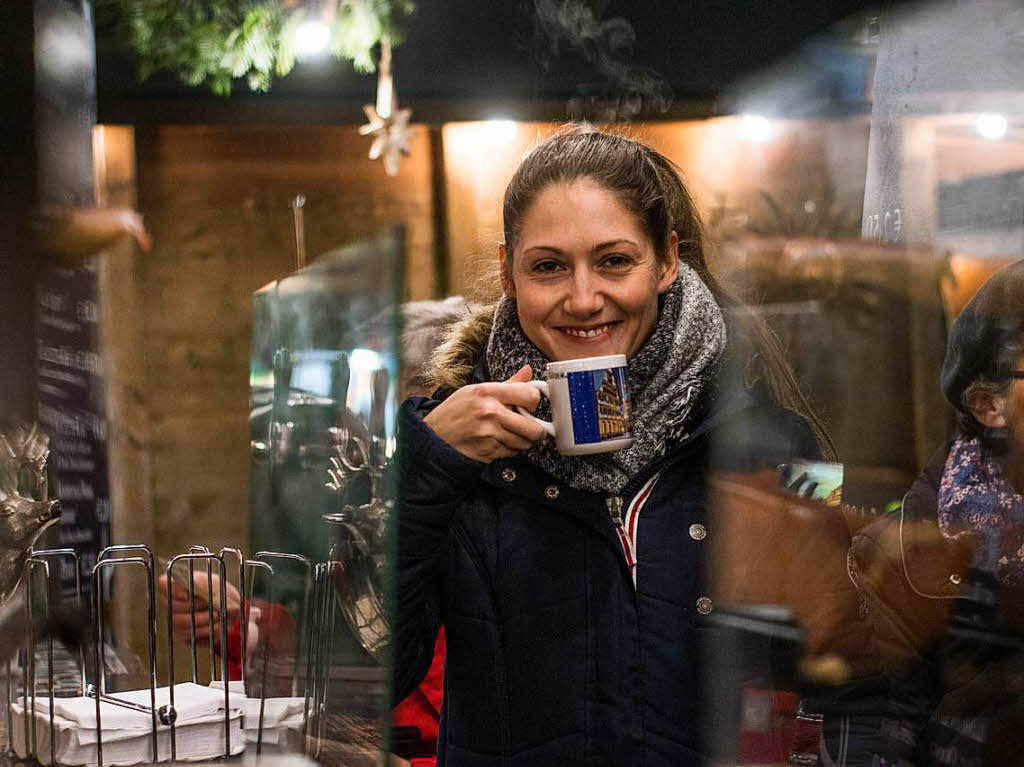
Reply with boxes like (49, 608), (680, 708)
(486, 263), (727, 495)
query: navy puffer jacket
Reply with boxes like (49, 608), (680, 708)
(395, 322), (820, 767)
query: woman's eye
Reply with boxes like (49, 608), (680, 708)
(532, 260), (563, 274)
(602, 254), (632, 268)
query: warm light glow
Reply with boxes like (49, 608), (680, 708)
(479, 120), (519, 145)
(295, 20), (331, 56)
(976, 113), (1007, 140)
(736, 114), (777, 143)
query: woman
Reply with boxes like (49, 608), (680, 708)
(396, 127), (824, 766)
(826, 259), (1024, 766)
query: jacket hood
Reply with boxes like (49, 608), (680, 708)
(425, 304), (495, 392)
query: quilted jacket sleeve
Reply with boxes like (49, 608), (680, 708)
(393, 397), (485, 703)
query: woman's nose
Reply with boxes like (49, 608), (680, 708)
(563, 273), (604, 317)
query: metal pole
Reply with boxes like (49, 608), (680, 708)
(33, 548), (86, 694)
(253, 551), (313, 696)
(290, 194), (307, 271)
(166, 552), (231, 759)
(244, 560), (274, 755)
(92, 557), (156, 766)
(219, 547), (246, 693)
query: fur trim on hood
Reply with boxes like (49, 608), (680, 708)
(425, 304), (496, 392)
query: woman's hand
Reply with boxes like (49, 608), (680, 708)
(423, 365), (548, 462)
(157, 570), (242, 647)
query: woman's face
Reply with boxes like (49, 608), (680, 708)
(1006, 352), (1024, 485)
(500, 178), (679, 362)
(972, 350), (1024, 490)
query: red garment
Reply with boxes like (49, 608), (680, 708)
(220, 601), (445, 764)
(392, 628), (446, 766)
(222, 600), (297, 689)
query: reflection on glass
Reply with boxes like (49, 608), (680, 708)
(249, 227), (403, 764)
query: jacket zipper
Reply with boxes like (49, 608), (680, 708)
(606, 495), (637, 570)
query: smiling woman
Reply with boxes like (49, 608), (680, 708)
(394, 126), (831, 767)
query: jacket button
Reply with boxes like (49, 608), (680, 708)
(696, 596), (713, 615)
(689, 523), (707, 541)
(949, 573), (962, 585)
(501, 468), (517, 483)
(544, 485), (560, 501)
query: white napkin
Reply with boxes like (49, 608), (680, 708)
(10, 684), (246, 765)
(27, 683), (242, 732)
(208, 681), (306, 730)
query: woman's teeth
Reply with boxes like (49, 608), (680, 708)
(563, 325), (609, 338)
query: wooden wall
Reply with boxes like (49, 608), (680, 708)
(105, 125), (434, 560)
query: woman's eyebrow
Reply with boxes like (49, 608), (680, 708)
(521, 245), (565, 256)
(591, 239), (639, 253)
(521, 239), (639, 256)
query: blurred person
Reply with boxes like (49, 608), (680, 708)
(823, 259), (1024, 767)
(394, 126), (826, 767)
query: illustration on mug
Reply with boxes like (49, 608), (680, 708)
(567, 367), (632, 444)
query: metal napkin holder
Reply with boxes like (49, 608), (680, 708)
(9, 542), (329, 765)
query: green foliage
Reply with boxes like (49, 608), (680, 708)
(97, 0), (415, 95)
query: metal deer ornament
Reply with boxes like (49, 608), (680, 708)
(0, 424), (62, 603)
(323, 359), (393, 662)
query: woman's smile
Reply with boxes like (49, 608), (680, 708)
(556, 321), (620, 341)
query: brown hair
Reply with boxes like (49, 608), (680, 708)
(500, 125), (836, 458)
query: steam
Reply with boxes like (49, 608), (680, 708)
(532, 0), (673, 120)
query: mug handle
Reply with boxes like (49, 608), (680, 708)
(515, 380), (556, 437)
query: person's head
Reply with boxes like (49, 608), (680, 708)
(959, 337), (1024, 444)
(498, 127), (712, 361)
(401, 297), (471, 399)
(942, 260), (1024, 456)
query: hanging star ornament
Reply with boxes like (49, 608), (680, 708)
(359, 38), (412, 176)
(359, 101), (412, 177)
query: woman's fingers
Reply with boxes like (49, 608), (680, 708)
(495, 408), (549, 444)
(475, 381), (542, 411)
(491, 430), (534, 453)
(506, 364), (533, 382)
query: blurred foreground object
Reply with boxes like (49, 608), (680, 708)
(708, 471), (869, 667)
(33, 206), (152, 261)
(0, 423), (62, 603)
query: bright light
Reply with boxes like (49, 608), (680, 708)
(736, 114), (777, 143)
(479, 120), (518, 145)
(295, 20), (331, 56)
(348, 348), (384, 373)
(976, 113), (1007, 140)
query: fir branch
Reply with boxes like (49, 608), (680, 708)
(97, 0), (415, 95)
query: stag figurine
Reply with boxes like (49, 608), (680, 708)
(0, 424), (62, 603)
(322, 364), (393, 661)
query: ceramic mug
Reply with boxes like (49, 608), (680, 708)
(516, 354), (634, 455)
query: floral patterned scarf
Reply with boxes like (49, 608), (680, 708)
(938, 436), (1024, 585)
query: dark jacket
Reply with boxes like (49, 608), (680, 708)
(821, 448), (1024, 767)
(395, 317), (821, 767)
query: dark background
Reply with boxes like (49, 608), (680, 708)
(94, 0), (885, 124)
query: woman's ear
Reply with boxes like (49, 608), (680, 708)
(499, 243), (516, 297)
(968, 390), (1008, 429)
(657, 232), (680, 293)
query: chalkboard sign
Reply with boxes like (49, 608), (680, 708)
(36, 263), (110, 600)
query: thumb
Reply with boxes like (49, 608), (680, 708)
(506, 364), (533, 383)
